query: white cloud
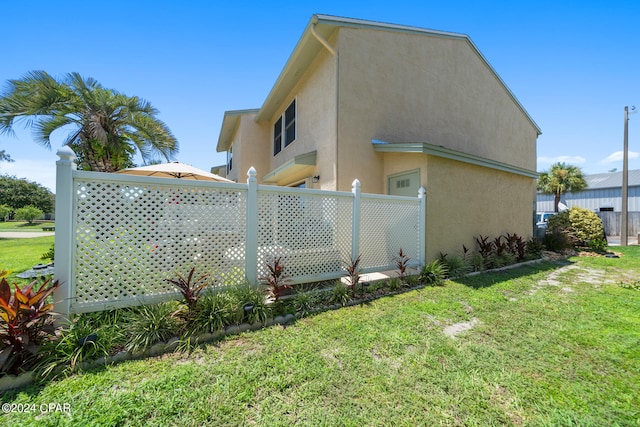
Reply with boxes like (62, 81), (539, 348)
(600, 151), (640, 163)
(537, 155), (587, 165)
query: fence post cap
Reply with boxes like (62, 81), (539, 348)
(352, 179), (360, 191)
(418, 187), (426, 197)
(56, 145), (77, 162)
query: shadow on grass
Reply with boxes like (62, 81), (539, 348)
(456, 259), (574, 289)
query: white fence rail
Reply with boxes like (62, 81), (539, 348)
(54, 147), (425, 315)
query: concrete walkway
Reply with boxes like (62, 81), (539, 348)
(0, 232), (55, 238)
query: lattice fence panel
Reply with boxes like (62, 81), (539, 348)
(73, 177), (246, 312)
(256, 188), (353, 281)
(359, 195), (421, 271)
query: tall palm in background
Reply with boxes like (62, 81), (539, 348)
(537, 162), (588, 212)
(0, 71), (178, 171)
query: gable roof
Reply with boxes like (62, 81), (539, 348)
(254, 14), (541, 135)
(217, 109), (260, 153)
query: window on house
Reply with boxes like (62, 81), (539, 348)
(273, 99), (296, 155)
(284, 99), (296, 147)
(273, 117), (282, 156)
(227, 146), (233, 172)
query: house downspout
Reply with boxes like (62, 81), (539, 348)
(311, 23), (339, 190)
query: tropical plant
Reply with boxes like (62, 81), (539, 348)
(35, 310), (126, 380)
(505, 233), (527, 261)
(419, 260), (447, 286)
(537, 162), (588, 212)
(393, 248), (411, 282)
(0, 277), (60, 374)
(475, 235), (495, 265)
(438, 253), (470, 279)
(344, 255), (362, 298)
(0, 70), (178, 172)
(292, 287), (320, 317)
(123, 302), (181, 353)
(166, 267), (210, 317)
(328, 282), (351, 306)
(525, 237), (545, 259)
(14, 205), (43, 224)
(226, 284), (271, 325)
(188, 291), (230, 335)
(260, 258), (291, 303)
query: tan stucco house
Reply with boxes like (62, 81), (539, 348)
(216, 14), (541, 261)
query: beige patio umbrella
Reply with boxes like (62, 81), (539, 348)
(116, 162), (232, 182)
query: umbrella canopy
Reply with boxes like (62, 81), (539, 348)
(116, 162), (232, 182)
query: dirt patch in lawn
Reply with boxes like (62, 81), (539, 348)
(444, 317), (479, 338)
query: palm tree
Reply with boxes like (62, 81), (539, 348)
(0, 71), (178, 172)
(537, 162), (588, 212)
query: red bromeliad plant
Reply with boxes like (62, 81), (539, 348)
(260, 257), (291, 302)
(0, 277), (60, 375)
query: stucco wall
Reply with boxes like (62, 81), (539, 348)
(225, 114), (270, 183)
(336, 27), (538, 193)
(425, 157), (535, 261)
(266, 33), (339, 189)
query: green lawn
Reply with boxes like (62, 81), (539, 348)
(0, 221), (55, 232)
(0, 236), (54, 280)
(1, 247), (639, 426)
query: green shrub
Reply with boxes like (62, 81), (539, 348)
(189, 291), (231, 335)
(225, 284), (271, 325)
(14, 205), (43, 224)
(547, 207), (604, 248)
(0, 204), (11, 222)
(438, 253), (470, 279)
(292, 287), (320, 317)
(35, 310), (126, 380)
(386, 277), (404, 292)
(568, 207), (605, 244)
(124, 302), (182, 353)
(525, 237), (545, 259)
(419, 260), (447, 286)
(328, 283), (351, 306)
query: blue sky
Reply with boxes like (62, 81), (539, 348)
(1, 0), (638, 191)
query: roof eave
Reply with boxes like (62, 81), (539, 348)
(216, 109), (260, 152)
(373, 140), (539, 178)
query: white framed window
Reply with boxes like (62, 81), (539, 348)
(273, 99), (296, 156)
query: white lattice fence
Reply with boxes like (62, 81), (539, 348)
(70, 173), (247, 313)
(255, 187), (353, 283)
(54, 149), (425, 315)
(359, 194), (421, 272)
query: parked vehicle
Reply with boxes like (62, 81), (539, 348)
(536, 212), (557, 230)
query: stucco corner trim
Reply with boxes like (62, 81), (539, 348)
(262, 151), (317, 183)
(372, 140), (538, 179)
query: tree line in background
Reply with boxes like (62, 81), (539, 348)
(0, 175), (54, 220)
